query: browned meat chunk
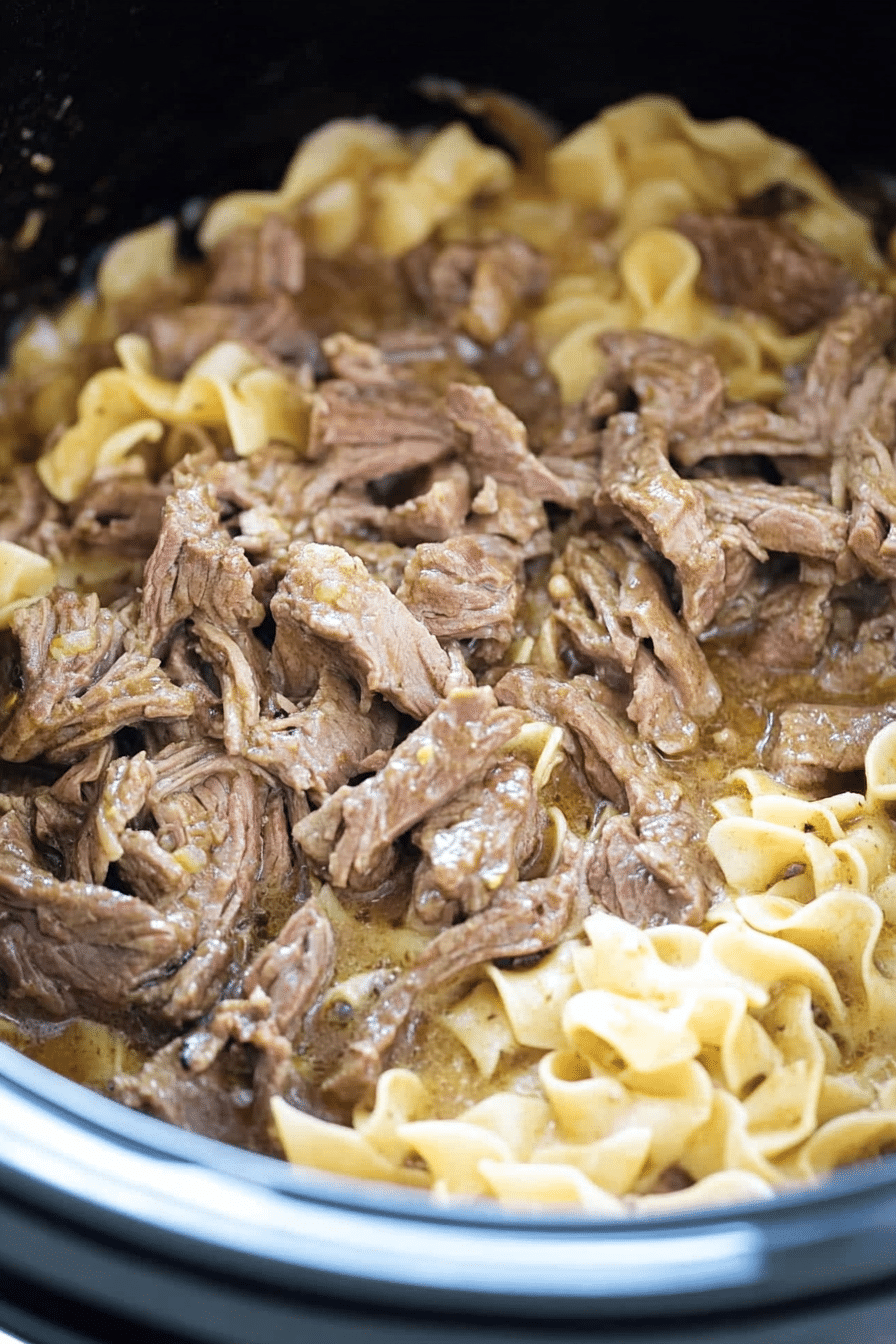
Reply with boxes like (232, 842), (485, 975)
(0, 811), (192, 1018)
(675, 403), (821, 470)
(446, 382), (579, 507)
(425, 237), (550, 344)
(769, 702), (896, 790)
(137, 484), (264, 656)
(270, 542), (465, 719)
(676, 212), (857, 333)
(549, 534), (720, 753)
(326, 835), (587, 1104)
(0, 592), (193, 764)
(141, 296), (321, 380)
(783, 293), (896, 448)
(595, 330), (725, 442)
(115, 896), (335, 1145)
(206, 215), (304, 302)
(294, 687), (525, 890)
(397, 534), (522, 654)
(411, 759), (543, 925)
(600, 413), (741, 634)
(305, 377), (455, 510)
(496, 668), (718, 925)
(695, 477), (849, 563)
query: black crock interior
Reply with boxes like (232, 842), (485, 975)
(3, 0), (896, 322)
(3, 3), (896, 1338)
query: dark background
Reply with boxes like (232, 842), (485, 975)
(2, 0), (895, 319)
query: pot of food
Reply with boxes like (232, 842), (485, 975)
(2, 0), (896, 1340)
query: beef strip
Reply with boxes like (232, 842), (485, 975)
(325, 835), (587, 1105)
(467, 475), (551, 556)
(410, 759), (543, 926)
(594, 331), (725, 442)
(205, 216), (305, 303)
(293, 686), (525, 891)
(0, 592), (193, 764)
(140, 296), (321, 381)
(600, 413), (745, 634)
(694, 477), (849, 565)
(550, 534), (721, 753)
(744, 563), (835, 671)
(495, 667), (718, 924)
(783, 293), (896, 448)
(446, 382), (579, 507)
(244, 669), (398, 805)
(769, 702), (896, 790)
(303, 376), (455, 511)
(115, 897), (336, 1148)
(0, 465), (62, 550)
(674, 403), (821, 470)
(67, 476), (172, 560)
(270, 542), (466, 719)
(833, 428), (896, 580)
(136, 484), (264, 657)
(385, 462), (472, 545)
(396, 534), (523, 655)
(817, 606), (896, 696)
(133, 750), (269, 1024)
(72, 752), (156, 886)
(426, 238), (550, 344)
(675, 212), (857, 333)
(0, 810), (192, 1018)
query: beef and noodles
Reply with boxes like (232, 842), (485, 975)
(3, 93), (896, 1212)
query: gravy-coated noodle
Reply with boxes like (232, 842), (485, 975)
(2, 93), (896, 1214)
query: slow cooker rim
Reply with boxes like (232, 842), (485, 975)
(3, 1040), (896, 1324)
(4, 1037), (896, 1229)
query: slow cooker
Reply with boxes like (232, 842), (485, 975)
(3, 1), (896, 1339)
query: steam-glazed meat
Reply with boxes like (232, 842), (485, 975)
(271, 542), (466, 719)
(599, 413), (739, 633)
(397, 534), (522, 653)
(495, 668), (718, 925)
(446, 382), (579, 507)
(769, 702), (896, 790)
(676, 212), (857, 333)
(411, 759), (543, 925)
(294, 687), (525, 890)
(0, 592), (193, 764)
(0, 811), (192, 1018)
(595, 331), (725, 442)
(326, 835), (588, 1104)
(423, 237), (550, 344)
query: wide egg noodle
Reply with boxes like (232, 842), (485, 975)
(36, 334), (311, 502)
(0, 541), (57, 628)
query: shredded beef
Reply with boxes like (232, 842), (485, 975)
(411, 759), (543, 925)
(0, 810), (192, 1018)
(769, 702), (896, 790)
(397, 534), (522, 655)
(326, 835), (587, 1104)
(676, 212), (857, 333)
(495, 668), (717, 925)
(0, 592), (194, 764)
(595, 331), (725, 442)
(600, 413), (739, 634)
(424, 238), (550, 344)
(294, 687), (525, 890)
(206, 216), (305, 303)
(270, 541), (466, 719)
(446, 382), (579, 507)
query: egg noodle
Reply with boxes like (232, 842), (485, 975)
(3, 95), (896, 1211)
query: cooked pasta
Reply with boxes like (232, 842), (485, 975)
(2, 92), (896, 1214)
